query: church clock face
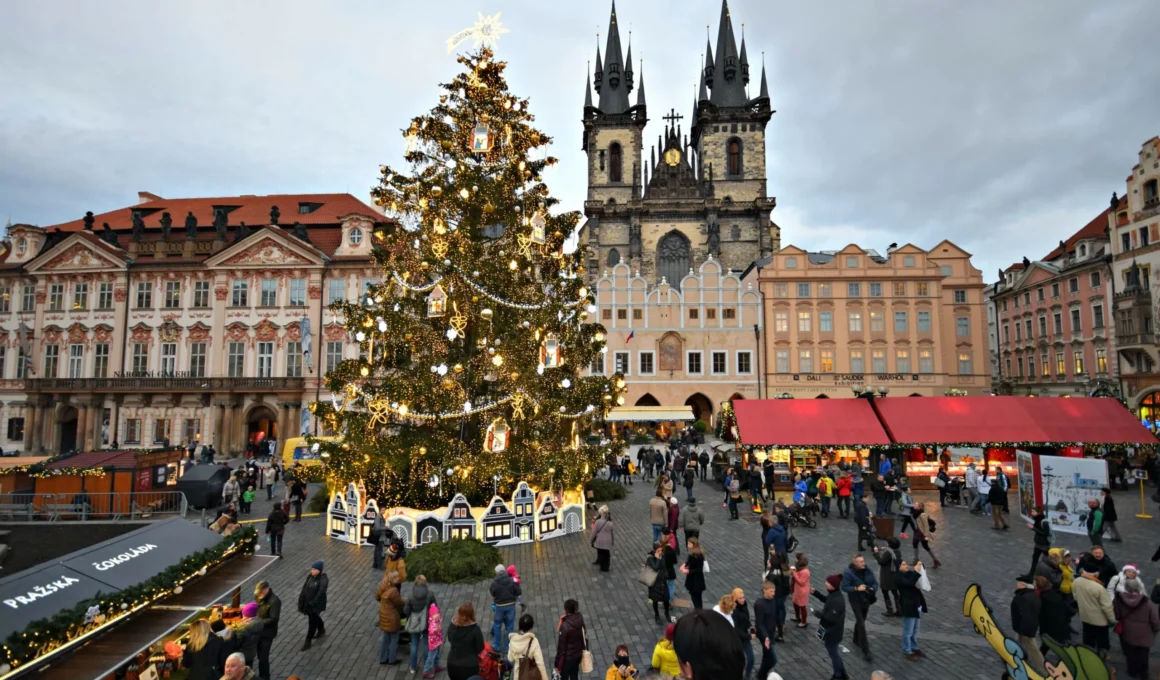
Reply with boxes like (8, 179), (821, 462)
(663, 148), (681, 167)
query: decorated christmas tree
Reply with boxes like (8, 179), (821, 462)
(314, 46), (625, 509)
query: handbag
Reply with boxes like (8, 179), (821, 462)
(517, 635), (544, 680)
(933, 477), (946, 488)
(638, 565), (659, 587)
(580, 626), (594, 673)
(816, 626), (827, 642)
(405, 601), (428, 634)
(703, 559), (710, 574)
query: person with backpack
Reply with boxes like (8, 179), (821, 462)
(1027, 506), (1053, 577)
(817, 472), (835, 518)
(911, 502), (941, 568)
(508, 614), (549, 680)
(403, 575), (438, 675)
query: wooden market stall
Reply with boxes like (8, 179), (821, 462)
(733, 399), (891, 488)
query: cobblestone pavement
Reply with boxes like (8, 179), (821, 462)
(231, 468), (1160, 680)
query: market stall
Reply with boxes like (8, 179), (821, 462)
(603, 406), (696, 443)
(0, 518), (268, 680)
(733, 399), (891, 489)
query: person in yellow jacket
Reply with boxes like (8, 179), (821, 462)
(1050, 548), (1076, 595)
(650, 625), (680, 677)
(817, 474), (836, 518)
(605, 643), (639, 680)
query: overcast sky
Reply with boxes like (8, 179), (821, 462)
(2, 0), (1158, 281)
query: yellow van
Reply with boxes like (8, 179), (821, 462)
(282, 436), (341, 468)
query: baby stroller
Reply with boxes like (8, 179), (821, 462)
(786, 502), (818, 529)
(943, 477), (964, 506)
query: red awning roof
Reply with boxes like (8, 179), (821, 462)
(873, 396), (1157, 446)
(47, 450), (138, 470)
(1019, 397), (1158, 445)
(734, 399), (891, 447)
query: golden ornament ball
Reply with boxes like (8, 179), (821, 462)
(509, 372), (520, 380)
(442, 377), (455, 389)
(472, 295), (479, 302)
(439, 95), (448, 103)
(440, 140), (452, 150)
(453, 363), (464, 373)
(483, 201), (495, 214)
(342, 443), (351, 451)
(481, 308), (494, 320)
(420, 261), (430, 269)
(431, 186), (442, 197)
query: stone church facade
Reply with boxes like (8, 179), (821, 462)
(579, 0), (780, 286)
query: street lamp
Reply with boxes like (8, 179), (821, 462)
(852, 385), (885, 399)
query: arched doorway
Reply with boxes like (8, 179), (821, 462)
(246, 404), (278, 455)
(685, 393), (713, 425)
(58, 405), (78, 454)
(635, 394), (661, 406)
(1138, 392), (1160, 426)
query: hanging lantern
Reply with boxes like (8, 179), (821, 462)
(427, 284), (447, 318)
(539, 332), (563, 368)
(530, 210), (547, 245)
(485, 417), (510, 452)
(471, 123), (492, 152)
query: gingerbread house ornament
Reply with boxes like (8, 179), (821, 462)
(471, 123), (491, 153)
(530, 211), (547, 245)
(427, 284), (447, 318)
(539, 333), (562, 368)
(485, 417), (509, 453)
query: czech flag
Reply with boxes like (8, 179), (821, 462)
(626, 330), (635, 342)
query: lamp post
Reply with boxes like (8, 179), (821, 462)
(851, 384), (888, 400)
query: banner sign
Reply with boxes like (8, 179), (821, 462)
(0, 564), (108, 640)
(61, 518), (223, 590)
(1015, 451), (1108, 535)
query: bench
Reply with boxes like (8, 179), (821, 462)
(0, 503), (33, 520)
(38, 503), (89, 521)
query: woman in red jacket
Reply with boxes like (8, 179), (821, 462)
(836, 473), (853, 519)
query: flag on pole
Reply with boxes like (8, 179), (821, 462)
(626, 330), (635, 343)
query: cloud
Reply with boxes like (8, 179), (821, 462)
(1, 0), (1157, 279)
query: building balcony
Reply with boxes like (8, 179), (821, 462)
(24, 376), (306, 393)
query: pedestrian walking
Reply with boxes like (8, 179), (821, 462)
(667, 498), (681, 555)
(649, 491), (668, 544)
(253, 581), (280, 680)
(841, 554), (878, 662)
(682, 497), (703, 546)
(446, 603), (484, 680)
(836, 472), (852, 519)
(289, 479), (306, 522)
(727, 473), (741, 520)
(646, 543), (673, 624)
(1099, 488), (1122, 542)
(873, 538), (901, 617)
(222, 474), (241, 506)
(812, 575), (848, 680)
(817, 473), (834, 518)
(1027, 507), (1052, 577)
(660, 528), (678, 604)
(489, 564), (522, 654)
(651, 624), (681, 677)
(403, 574), (437, 675)
(790, 553), (811, 627)
(679, 537), (707, 610)
(264, 503), (288, 558)
(854, 494), (875, 551)
(370, 512), (389, 570)
(297, 561), (328, 651)
(989, 472), (1010, 530)
(683, 467), (696, 501)
(658, 473), (674, 501)
(763, 516), (787, 560)
(263, 465), (277, 500)
(753, 580), (779, 678)
(1074, 568), (1116, 659)
(1011, 574), (1046, 673)
(375, 570), (405, 666)
(1113, 575), (1159, 680)
(699, 449), (710, 481)
(897, 559), (928, 661)
(554, 599), (587, 680)
(591, 505), (614, 573)
(507, 614), (549, 680)
(765, 551), (790, 642)
(897, 486), (916, 537)
(936, 466), (951, 507)
(964, 461), (979, 512)
(911, 502), (941, 568)
(730, 588), (755, 680)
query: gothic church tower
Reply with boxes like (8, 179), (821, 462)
(581, 0), (779, 286)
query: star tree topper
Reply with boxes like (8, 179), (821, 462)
(446, 12), (510, 53)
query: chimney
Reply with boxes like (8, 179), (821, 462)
(138, 191), (164, 204)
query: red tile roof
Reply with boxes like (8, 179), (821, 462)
(47, 193), (380, 233)
(1042, 195), (1125, 261)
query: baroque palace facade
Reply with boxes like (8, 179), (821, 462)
(0, 192), (380, 455)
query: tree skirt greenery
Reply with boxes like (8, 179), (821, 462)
(585, 479), (627, 502)
(307, 488), (331, 514)
(403, 539), (501, 584)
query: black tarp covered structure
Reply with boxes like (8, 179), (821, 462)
(175, 465), (231, 509)
(0, 518), (223, 640)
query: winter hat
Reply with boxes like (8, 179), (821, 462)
(253, 580), (270, 596)
(241, 602), (259, 618)
(1123, 564), (1139, 575)
(495, 564), (506, 574)
(687, 498), (697, 506)
(665, 624), (675, 641)
(311, 560), (324, 571)
(825, 574), (842, 590)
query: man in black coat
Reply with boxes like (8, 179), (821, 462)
(699, 449), (710, 481)
(753, 581), (779, 678)
(1099, 488), (1122, 542)
(841, 555), (879, 662)
(854, 494), (874, 551)
(254, 581), (281, 680)
(297, 561), (328, 651)
(1010, 575), (1045, 674)
(1077, 546), (1117, 585)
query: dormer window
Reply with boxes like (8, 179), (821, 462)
(298, 202), (322, 215)
(349, 227), (363, 245)
(15, 238), (26, 255)
(1079, 244), (1086, 257)
(1145, 178), (1159, 206)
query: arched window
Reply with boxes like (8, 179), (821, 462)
(609, 143), (623, 183)
(726, 138), (742, 177)
(730, 225), (741, 241)
(657, 231), (690, 290)
(607, 248), (621, 266)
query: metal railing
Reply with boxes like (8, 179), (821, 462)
(0, 490), (188, 522)
(24, 377), (305, 392)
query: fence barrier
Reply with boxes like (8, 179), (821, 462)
(0, 490), (188, 522)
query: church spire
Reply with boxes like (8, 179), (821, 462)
(758, 53), (769, 100)
(702, 31), (715, 90)
(636, 60), (646, 107)
(598, 0), (631, 114)
(584, 61), (593, 108)
(593, 34), (603, 94)
(739, 28), (750, 86)
(710, 0), (747, 106)
(625, 38), (634, 92)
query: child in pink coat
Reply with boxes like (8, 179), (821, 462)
(507, 564), (527, 612)
(790, 553), (811, 627)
